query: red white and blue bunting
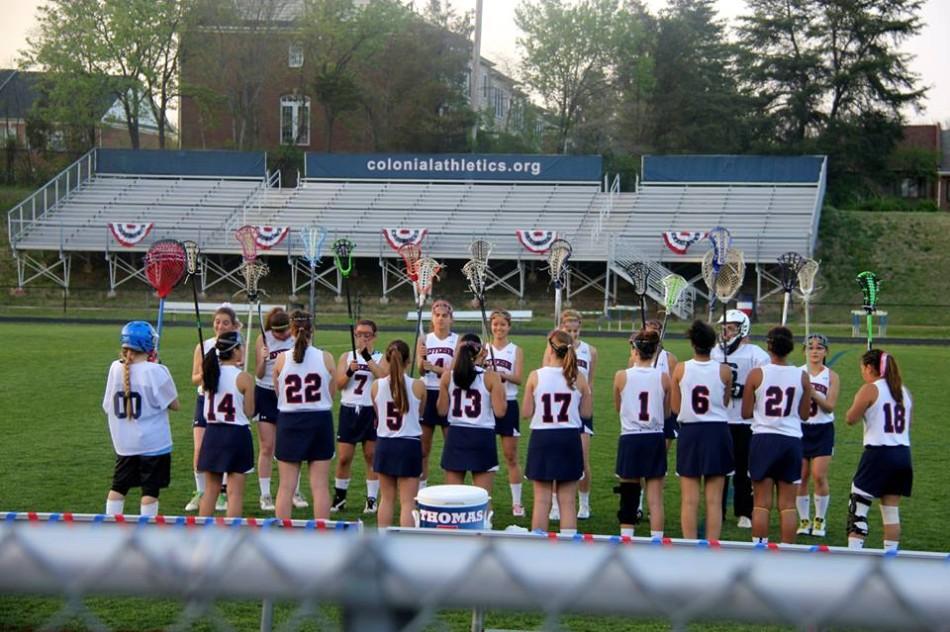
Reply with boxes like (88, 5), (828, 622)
(663, 231), (708, 255)
(383, 228), (428, 252)
(108, 222), (153, 247)
(516, 229), (558, 254)
(254, 225), (290, 250)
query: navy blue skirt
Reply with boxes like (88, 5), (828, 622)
(193, 394), (207, 428)
(375, 437), (423, 478)
(853, 445), (913, 498)
(197, 423), (254, 474)
(495, 400), (521, 437)
(676, 422), (734, 477)
(802, 423), (835, 459)
(616, 433), (667, 479)
(421, 390), (449, 428)
(337, 404), (377, 444)
(254, 386), (279, 424)
(441, 425), (498, 473)
(526, 429), (583, 482)
(749, 433), (803, 484)
(276, 410), (335, 463)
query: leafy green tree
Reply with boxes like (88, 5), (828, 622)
(612, 1), (657, 154)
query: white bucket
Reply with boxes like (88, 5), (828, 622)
(413, 484), (491, 530)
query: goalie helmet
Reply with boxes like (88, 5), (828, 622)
(120, 321), (158, 353)
(717, 309), (750, 354)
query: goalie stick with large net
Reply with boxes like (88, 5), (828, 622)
(713, 248), (746, 361)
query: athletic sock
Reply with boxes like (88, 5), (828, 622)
(559, 528), (577, 537)
(796, 495), (810, 520)
(753, 536), (768, 545)
(194, 471), (205, 494)
(140, 501), (159, 517)
(883, 540), (899, 552)
(650, 530), (663, 540)
(366, 479), (379, 500)
(222, 472), (229, 487)
(815, 495), (830, 519)
(638, 494), (644, 512)
(578, 491), (590, 508)
(550, 495), (559, 511)
(621, 527), (634, 538)
(295, 471), (303, 495)
(335, 478), (351, 498)
(510, 483), (522, 506)
(259, 477), (271, 497)
(848, 537), (865, 550)
(106, 498), (124, 516)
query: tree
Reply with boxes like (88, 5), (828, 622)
(612, 1), (657, 154)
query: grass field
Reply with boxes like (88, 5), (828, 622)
(0, 319), (947, 630)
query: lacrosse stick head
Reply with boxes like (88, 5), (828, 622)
(234, 225), (258, 262)
(332, 238), (356, 278)
(714, 248), (746, 303)
(661, 274), (688, 312)
(707, 226), (731, 271)
(239, 260), (269, 302)
(469, 239), (493, 265)
(399, 243), (422, 282)
(798, 258), (820, 297)
(414, 257), (443, 299)
(777, 251), (806, 292)
(144, 239), (187, 299)
(298, 225), (328, 267)
(856, 271), (880, 313)
(623, 260), (648, 296)
(182, 240), (200, 276)
(547, 238), (572, 289)
(701, 249), (716, 292)
(462, 259), (487, 299)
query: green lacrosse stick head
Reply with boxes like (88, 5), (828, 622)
(661, 274), (688, 311)
(856, 271), (880, 313)
(332, 238), (356, 278)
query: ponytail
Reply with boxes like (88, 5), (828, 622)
(453, 333), (482, 389)
(290, 310), (312, 363)
(386, 340), (410, 415)
(631, 329), (659, 360)
(548, 330), (577, 388)
(121, 348), (134, 420)
(203, 331), (242, 395)
(863, 349), (904, 405)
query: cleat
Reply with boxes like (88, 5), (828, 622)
(259, 495), (275, 512)
(215, 493), (227, 512)
(185, 492), (202, 512)
(577, 505), (591, 520)
(292, 493), (310, 509)
(797, 518), (812, 535)
(330, 497), (346, 513)
(737, 516), (752, 529)
(811, 517), (826, 537)
(512, 504), (525, 518)
(363, 497), (377, 514)
(549, 504), (560, 522)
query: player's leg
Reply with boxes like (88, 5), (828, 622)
(679, 476), (700, 539)
(751, 478), (773, 543)
(472, 470), (496, 526)
(275, 461), (301, 520)
(777, 480), (799, 543)
(646, 476), (665, 538)
(615, 478), (642, 537)
(796, 458), (812, 535)
(107, 455), (134, 515)
(363, 439), (379, 513)
(880, 495), (901, 552)
(308, 458), (332, 520)
(810, 455), (832, 536)
(577, 432), (592, 519)
(445, 470), (465, 484)
(421, 424), (435, 486)
(501, 435), (524, 516)
(847, 484), (874, 550)
(556, 479), (579, 533)
(398, 476), (421, 528)
(225, 472), (246, 518)
(376, 473), (397, 529)
(731, 424), (753, 526)
(333, 441), (356, 512)
(703, 475), (726, 541)
(139, 453), (169, 517)
(199, 472), (223, 517)
(532, 480), (553, 532)
(256, 421), (276, 510)
(188, 425), (206, 511)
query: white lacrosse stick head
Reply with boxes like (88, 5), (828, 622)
(661, 274), (688, 311)
(234, 225), (258, 262)
(547, 238), (572, 289)
(798, 258), (820, 297)
(298, 225), (328, 267)
(707, 226), (731, 272)
(182, 240), (200, 276)
(414, 257), (442, 299)
(715, 248), (746, 303)
(462, 259), (487, 298)
(623, 260), (648, 296)
(701, 250), (716, 293)
(469, 239), (493, 265)
(399, 243), (422, 282)
(240, 259), (269, 301)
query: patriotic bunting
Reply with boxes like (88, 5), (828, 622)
(108, 222), (153, 247)
(663, 231), (708, 255)
(254, 225), (290, 250)
(383, 228), (428, 252)
(515, 229), (558, 254)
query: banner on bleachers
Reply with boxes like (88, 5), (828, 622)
(642, 155), (825, 184)
(663, 231), (707, 255)
(307, 153), (602, 182)
(255, 226), (289, 250)
(109, 222), (153, 247)
(516, 230), (558, 254)
(383, 228), (428, 251)
(97, 149), (266, 178)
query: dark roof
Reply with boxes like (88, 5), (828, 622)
(0, 69), (118, 122)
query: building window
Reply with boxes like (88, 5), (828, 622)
(280, 95), (310, 146)
(288, 42), (304, 68)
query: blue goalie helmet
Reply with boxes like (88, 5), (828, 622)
(120, 321), (158, 353)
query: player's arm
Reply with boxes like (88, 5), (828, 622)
(521, 371), (538, 418)
(741, 367), (761, 419)
(813, 370), (840, 412)
(613, 370), (625, 412)
(436, 370), (452, 417)
(272, 353), (285, 387)
(798, 372), (813, 420)
(587, 344), (598, 387)
(237, 371), (255, 417)
(666, 350), (678, 374)
(255, 335), (268, 380)
(191, 343), (204, 385)
(504, 346), (525, 386)
(487, 372), (507, 418)
(335, 353), (356, 390)
(577, 373), (593, 419)
(413, 378), (427, 417)
(367, 352), (389, 378)
(662, 373), (672, 418)
(416, 338), (428, 374)
(846, 383), (877, 425)
(323, 351), (337, 398)
(670, 362), (684, 415)
(721, 363), (734, 407)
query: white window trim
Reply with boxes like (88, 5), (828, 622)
(280, 95), (310, 146)
(288, 42), (304, 68)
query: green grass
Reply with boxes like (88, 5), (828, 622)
(0, 321), (947, 629)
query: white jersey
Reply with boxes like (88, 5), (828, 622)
(255, 332), (295, 389)
(447, 370), (495, 429)
(529, 367), (582, 431)
(619, 367), (666, 435)
(374, 375), (423, 439)
(654, 349), (672, 376)
(204, 365), (249, 427)
(424, 332), (459, 390)
(196, 337), (216, 395)
(103, 360), (177, 456)
(862, 379), (912, 447)
(340, 350), (384, 407)
(711, 343), (770, 424)
(277, 346), (333, 412)
(677, 359), (729, 424)
(575, 341), (592, 380)
(801, 365), (834, 425)
(752, 364), (805, 438)
(489, 342), (519, 400)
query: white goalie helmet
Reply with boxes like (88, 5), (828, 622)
(717, 309), (751, 343)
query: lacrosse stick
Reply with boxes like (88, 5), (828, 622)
(856, 271), (880, 351)
(182, 240), (206, 356)
(621, 259), (649, 329)
(714, 248), (746, 361)
(398, 243), (422, 296)
(234, 225), (263, 367)
(654, 274), (688, 368)
(798, 258), (820, 338)
(547, 238), (572, 326)
(409, 257), (443, 377)
(144, 239), (187, 358)
(701, 249), (717, 321)
(298, 225), (328, 318)
(705, 227), (731, 320)
(463, 239), (496, 368)
(332, 238), (358, 362)
(777, 251), (805, 326)
(235, 259), (269, 370)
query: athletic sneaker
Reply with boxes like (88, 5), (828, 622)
(549, 504), (560, 522)
(364, 497), (377, 514)
(292, 492), (310, 509)
(330, 497), (346, 513)
(811, 516), (826, 537)
(512, 504), (525, 518)
(215, 493), (227, 512)
(737, 516), (752, 529)
(797, 518), (812, 536)
(577, 505), (591, 520)
(185, 491), (202, 512)
(259, 495), (275, 512)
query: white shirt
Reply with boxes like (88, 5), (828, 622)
(677, 359), (729, 424)
(752, 364), (805, 438)
(103, 360), (177, 456)
(255, 332), (295, 389)
(801, 365), (835, 425)
(489, 342), (519, 400)
(340, 350), (384, 407)
(277, 346), (332, 412)
(619, 367), (665, 435)
(424, 332), (459, 390)
(205, 365), (250, 427)
(711, 343), (770, 424)
(529, 367), (582, 431)
(447, 370), (495, 429)
(196, 337), (216, 395)
(575, 341), (592, 379)
(862, 379), (912, 447)
(374, 375), (422, 439)
(654, 349), (672, 376)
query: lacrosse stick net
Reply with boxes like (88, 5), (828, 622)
(333, 238), (358, 360)
(462, 256), (496, 366)
(707, 226), (731, 272)
(234, 225), (259, 262)
(239, 260), (269, 303)
(777, 251), (805, 325)
(715, 248), (745, 303)
(653, 274), (688, 368)
(399, 243), (422, 283)
(546, 238), (572, 289)
(856, 271), (881, 350)
(181, 240), (205, 353)
(798, 258), (820, 338)
(298, 225), (327, 317)
(409, 257), (443, 377)
(144, 239), (187, 358)
(621, 259), (649, 328)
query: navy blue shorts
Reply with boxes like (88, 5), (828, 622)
(495, 400), (520, 437)
(441, 426), (498, 473)
(749, 433), (803, 484)
(276, 410), (335, 463)
(254, 386), (279, 424)
(197, 424), (254, 474)
(581, 416), (594, 435)
(193, 395), (207, 428)
(374, 437), (423, 478)
(801, 423), (835, 459)
(526, 429), (583, 482)
(337, 404), (377, 444)
(676, 423), (734, 477)
(112, 453), (171, 497)
(616, 433), (667, 479)
(421, 390), (449, 428)
(663, 413), (680, 440)
(853, 445), (913, 498)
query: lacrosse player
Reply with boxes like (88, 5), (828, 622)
(417, 299), (458, 489)
(489, 309), (527, 517)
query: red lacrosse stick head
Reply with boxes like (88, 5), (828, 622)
(144, 240), (187, 299)
(234, 225), (259, 261)
(399, 243), (422, 282)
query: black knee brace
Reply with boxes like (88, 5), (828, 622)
(615, 482), (642, 525)
(847, 492), (872, 537)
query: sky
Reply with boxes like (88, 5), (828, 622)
(1, 0), (946, 125)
